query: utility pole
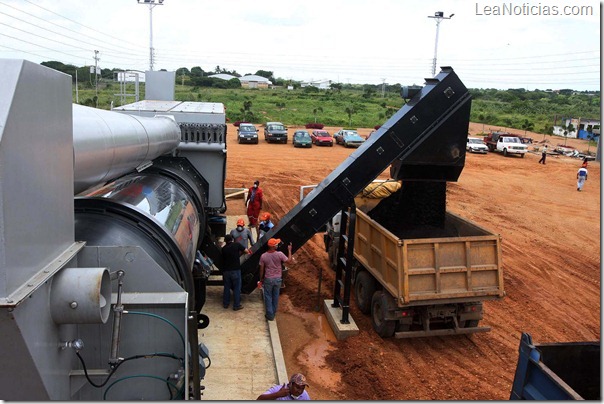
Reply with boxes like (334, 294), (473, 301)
(94, 50), (99, 107)
(138, 0), (165, 71)
(75, 69), (79, 104)
(428, 11), (454, 77)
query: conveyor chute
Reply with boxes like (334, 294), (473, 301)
(240, 67), (471, 293)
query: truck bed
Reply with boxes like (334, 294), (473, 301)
(510, 333), (600, 400)
(354, 209), (504, 306)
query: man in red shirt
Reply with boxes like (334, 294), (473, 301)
(259, 238), (292, 321)
(245, 180), (263, 238)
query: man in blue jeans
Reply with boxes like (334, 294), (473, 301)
(259, 238), (293, 321)
(221, 234), (249, 310)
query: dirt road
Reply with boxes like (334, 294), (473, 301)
(224, 123), (600, 400)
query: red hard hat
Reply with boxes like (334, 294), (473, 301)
(237, 218), (245, 226)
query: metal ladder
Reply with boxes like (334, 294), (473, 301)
(332, 204), (357, 324)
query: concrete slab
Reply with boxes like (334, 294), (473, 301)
(198, 285), (287, 400)
(323, 299), (360, 340)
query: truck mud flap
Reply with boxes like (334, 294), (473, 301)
(394, 325), (491, 339)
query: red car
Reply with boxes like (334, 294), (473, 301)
(310, 130), (333, 146)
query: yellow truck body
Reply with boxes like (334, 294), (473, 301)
(354, 208), (505, 307)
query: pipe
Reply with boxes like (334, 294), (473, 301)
(72, 104), (181, 194)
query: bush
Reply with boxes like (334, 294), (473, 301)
(305, 123), (324, 129)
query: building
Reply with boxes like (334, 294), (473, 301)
(208, 73), (239, 81)
(300, 79), (332, 90)
(553, 117), (600, 139)
(238, 75), (272, 89)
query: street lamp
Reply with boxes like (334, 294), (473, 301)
(137, 0), (164, 71)
(428, 11), (454, 77)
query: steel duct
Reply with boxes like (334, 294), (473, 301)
(72, 104), (181, 194)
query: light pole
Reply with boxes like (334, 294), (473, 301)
(428, 11), (454, 77)
(137, 0), (164, 71)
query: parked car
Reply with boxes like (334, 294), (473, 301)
(311, 130), (333, 146)
(334, 129), (358, 145)
(264, 122), (288, 143)
(292, 130), (312, 148)
(340, 131), (366, 148)
(236, 123), (259, 144)
(466, 137), (488, 154)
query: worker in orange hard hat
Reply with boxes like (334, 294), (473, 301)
(258, 238), (293, 321)
(230, 217), (254, 248)
(258, 212), (275, 239)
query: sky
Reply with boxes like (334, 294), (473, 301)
(0, 0), (600, 91)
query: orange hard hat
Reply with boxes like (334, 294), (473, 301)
(237, 218), (245, 226)
(260, 212), (271, 221)
(267, 238), (281, 247)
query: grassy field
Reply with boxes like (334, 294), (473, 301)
(75, 81), (600, 136)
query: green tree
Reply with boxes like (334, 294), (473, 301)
(345, 106), (355, 126)
(313, 106), (323, 123)
(521, 119), (534, 135)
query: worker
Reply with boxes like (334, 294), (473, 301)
(257, 373), (310, 400)
(230, 218), (255, 248)
(538, 144), (548, 164)
(245, 180), (263, 239)
(258, 212), (275, 239)
(220, 234), (249, 311)
(258, 238), (292, 321)
(577, 165), (588, 191)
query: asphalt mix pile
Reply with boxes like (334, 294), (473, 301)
(367, 181), (459, 239)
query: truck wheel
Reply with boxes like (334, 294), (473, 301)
(354, 271), (376, 314)
(371, 291), (396, 337)
(521, 153), (525, 158)
(503, 148), (508, 157)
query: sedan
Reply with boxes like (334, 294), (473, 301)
(292, 130), (312, 148)
(311, 130), (333, 146)
(340, 132), (365, 148)
(466, 137), (488, 154)
(237, 123), (259, 144)
(333, 129), (359, 145)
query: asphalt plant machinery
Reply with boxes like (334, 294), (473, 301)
(0, 60), (227, 400)
(240, 67), (472, 310)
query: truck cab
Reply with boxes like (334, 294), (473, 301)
(264, 121), (288, 143)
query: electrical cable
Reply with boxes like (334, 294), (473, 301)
(124, 310), (186, 348)
(75, 351), (184, 389)
(102, 374), (180, 400)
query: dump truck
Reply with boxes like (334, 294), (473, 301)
(325, 181), (505, 338)
(510, 333), (600, 400)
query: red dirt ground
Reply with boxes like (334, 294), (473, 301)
(224, 122), (600, 400)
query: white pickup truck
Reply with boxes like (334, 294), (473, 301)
(484, 132), (528, 157)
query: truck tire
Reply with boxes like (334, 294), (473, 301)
(354, 271), (376, 314)
(503, 148), (508, 157)
(521, 153), (525, 158)
(371, 291), (396, 337)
